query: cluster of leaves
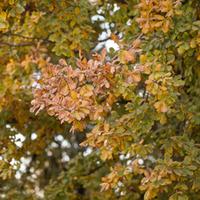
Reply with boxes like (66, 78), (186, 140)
(0, 0), (97, 198)
(31, 0), (200, 199)
(136, 0), (182, 33)
(0, 0), (96, 57)
(31, 50), (116, 132)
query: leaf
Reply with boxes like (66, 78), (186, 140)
(154, 101), (168, 113)
(170, 194), (189, 200)
(119, 50), (135, 64)
(131, 72), (141, 83)
(74, 7), (80, 15)
(70, 91), (78, 99)
(100, 148), (113, 160)
(162, 20), (170, 33)
(0, 11), (8, 29)
(80, 85), (94, 97)
(140, 55), (147, 64)
(16, 3), (25, 14)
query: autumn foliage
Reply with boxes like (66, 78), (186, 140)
(0, 0), (200, 200)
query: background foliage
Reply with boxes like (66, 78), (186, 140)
(0, 0), (200, 199)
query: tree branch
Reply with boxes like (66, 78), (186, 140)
(0, 41), (35, 47)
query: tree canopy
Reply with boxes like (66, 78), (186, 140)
(0, 0), (200, 199)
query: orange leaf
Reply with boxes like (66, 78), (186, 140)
(154, 101), (168, 113)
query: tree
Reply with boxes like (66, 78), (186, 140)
(0, 0), (200, 199)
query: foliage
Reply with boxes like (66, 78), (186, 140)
(0, 0), (200, 200)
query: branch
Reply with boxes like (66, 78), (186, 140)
(0, 32), (53, 45)
(0, 32), (37, 40)
(98, 37), (111, 43)
(0, 38), (52, 47)
(0, 41), (35, 47)
(82, 163), (104, 176)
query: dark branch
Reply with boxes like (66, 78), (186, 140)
(0, 41), (35, 47)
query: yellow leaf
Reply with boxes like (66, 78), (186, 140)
(153, 21), (163, 28)
(142, 22), (150, 34)
(190, 39), (197, 48)
(100, 148), (113, 160)
(74, 7), (80, 15)
(106, 93), (116, 106)
(162, 20), (170, 33)
(140, 55), (147, 64)
(119, 50), (135, 64)
(197, 53), (200, 61)
(154, 14), (165, 20)
(80, 85), (94, 97)
(159, 113), (167, 125)
(71, 91), (78, 99)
